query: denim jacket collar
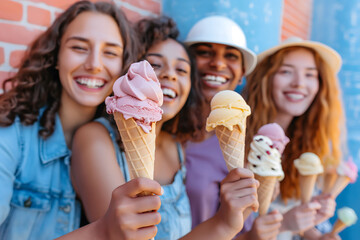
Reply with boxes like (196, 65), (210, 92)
(40, 113), (70, 165)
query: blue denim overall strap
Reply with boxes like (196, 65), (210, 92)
(155, 142), (191, 240)
(94, 117), (130, 181)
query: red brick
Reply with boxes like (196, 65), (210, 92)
(0, 71), (16, 89)
(27, 6), (51, 27)
(120, 6), (144, 23)
(0, 0), (23, 21)
(123, 0), (161, 15)
(30, 0), (78, 10)
(0, 23), (43, 45)
(0, 47), (4, 66)
(281, 0), (312, 40)
(10, 50), (26, 68)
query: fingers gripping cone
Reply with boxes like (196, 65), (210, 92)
(216, 123), (245, 170)
(114, 113), (155, 192)
(256, 175), (277, 215)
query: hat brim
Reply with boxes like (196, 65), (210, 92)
(257, 40), (342, 73)
(185, 40), (257, 76)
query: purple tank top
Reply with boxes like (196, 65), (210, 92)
(185, 134), (254, 232)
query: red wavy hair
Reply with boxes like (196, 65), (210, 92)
(243, 46), (345, 202)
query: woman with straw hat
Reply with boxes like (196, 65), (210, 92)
(244, 37), (344, 239)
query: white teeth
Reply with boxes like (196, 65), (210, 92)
(286, 93), (305, 100)
(162, 88), (176, 98)
(203, 75), (227, 83)
(76, 78), (105, 89)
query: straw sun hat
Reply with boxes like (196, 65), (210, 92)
(257, 37), (342, 73)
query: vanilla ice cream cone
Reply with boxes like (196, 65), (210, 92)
(299, 174), (317, 204)
(330, 175), (350, 198)
(216, 124), (245, 170)
(114, 112), (155, 184)
(331, 219), (347, 234)
(255, 175), (277, 215)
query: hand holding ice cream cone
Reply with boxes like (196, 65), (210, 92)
(294, 152), (324, 204)
(331, 207), (357, 234)
(206, 90), (251, 170)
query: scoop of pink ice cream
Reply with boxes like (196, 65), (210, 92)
(256, 123), (290, 154)
(337, 157), (358, 183)
(105, 60), (163, 133)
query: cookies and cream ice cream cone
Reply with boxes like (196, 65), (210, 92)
(248, 134), (286, 215)
(331, 207), (357, 234)
(294, 152), (324, 203)
(106, 60), (163, 195)
(330, 157), (358, 198)
(206, 90), (251, 170)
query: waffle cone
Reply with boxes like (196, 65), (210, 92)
(255, 175), (277, 215)
(331, 219), (346, 234)
(215, 124), (245, 170)
(322, 173), (338, 194)
(299, 174), (317, 203)
(330, 176), (350, 198)
(114, 112), (155, 180)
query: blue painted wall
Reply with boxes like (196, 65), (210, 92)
(312, 0), (360, 238)
(162, 0), (283, 54)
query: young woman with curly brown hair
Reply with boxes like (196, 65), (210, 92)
(243, 37), (344, 240)
(0, 1), (140, 239)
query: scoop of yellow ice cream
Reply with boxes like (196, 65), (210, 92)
(338, 207), (358, 226)
(206, 90), (251, 132)
(294, 152), (324, 175)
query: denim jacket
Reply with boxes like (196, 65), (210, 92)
(0, 112), (80, 240)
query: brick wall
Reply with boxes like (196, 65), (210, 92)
(281, 0), (313, 41)
(0, 0), (161, 91)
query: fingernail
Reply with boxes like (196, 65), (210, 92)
(160, 187), (164, 195)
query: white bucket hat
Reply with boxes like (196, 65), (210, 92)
(184, 15), (257, 76)
(257, 37), (342, 73)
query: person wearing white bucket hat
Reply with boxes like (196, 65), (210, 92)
(244, 37), (345, 240)
(184, 15), (257, 102)
(183, 15), (269, 239)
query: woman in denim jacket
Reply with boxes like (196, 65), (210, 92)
(71, 16), (260, 240)
(0, 1), (139, 239)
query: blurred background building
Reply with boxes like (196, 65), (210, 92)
(0, 0), (359, 238)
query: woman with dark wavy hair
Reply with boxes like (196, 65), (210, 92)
(70, 15), (259, 240)
(0, 1), (140, 239)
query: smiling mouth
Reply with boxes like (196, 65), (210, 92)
(75, 78), (105, 89)
(202, 75), (228, 86)
(285, 93), (305, 101)
(162, 87), (177, 99)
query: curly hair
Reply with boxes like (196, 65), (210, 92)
(243, 46), (345, 202)
(0, 1), (139, 139)
(135, 16), (207, 143)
